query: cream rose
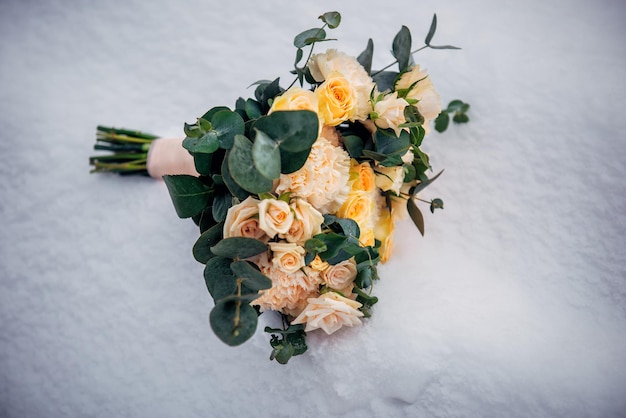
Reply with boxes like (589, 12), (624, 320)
(375, 165), (405, 195)
(315, 71), (357, 126)
(323, 258), (357, 291)
(223, 196), (268, 241)
(280, 198), (324, 245)
(372, 92), (409, 137)
(258, 198), (294, 238)
(395, 65), (441, 133)
(269, 242), (306, 274)
(291, 291), (364, 335)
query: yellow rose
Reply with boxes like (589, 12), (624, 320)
(269, 242), (306, 274)
(374, 207), (395, 263)
(258, 198), (294, 238)
(337, 190), (374, 226)
(350, 160), (376, 192)
(269, 86), (318, 113)
(323, 258), (357, 291)
(359, 227), (376, 247)
(223, 196), (268, 241)
(309, 255), (330, 271)
(291, 291), (364, 335)
(315, 71), (356, 126)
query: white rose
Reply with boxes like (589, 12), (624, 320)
(395, 65), (441, 133)
(269, 242), (306, 274)
(291, 291), (364, 335)
(373, 92), (409, 137)
(374, 165), (405, 195)
(258, 198), (294, 238)
(280, 199), (324, 245)
(223, 196), (268, 241)
(323, 259), (357, 291)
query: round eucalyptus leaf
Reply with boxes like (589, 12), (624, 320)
(211, 237), (268, 260)
(228, 135), (273, 194)
(212, 110), (245, 149)
(210, 298), (259, 346)
(193, 221), (224, 264)
(230, 260), (272, 290)
(204, 256), (237, 300)
(252, 130), (281, 180)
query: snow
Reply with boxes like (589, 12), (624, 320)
(1, 0), (626, 416)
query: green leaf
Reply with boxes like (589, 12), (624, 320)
(392, 25), (412, 72)
(210, 296), (258, 346)
(434, 111), (450, 133)
(254, 111), (318, 153)
(447, 100), (465, 112)
(221, 156), (250, 200)
(314, 232), (348, 262)
(429, 44), (461, 50)
(425, 14), (437, 46)
(294, 28), (325, 48)
(342, 135), (364, 159)
(294, 48), (303, 66)
(319, 11), (341, 29)
(201, 106), (231, 121)
(230, 260), (272, 290)
(374, 129), (410, 156)
(193, 222), (224, 264)
(279, 148), (311, 174)
(453, 112), (470, 123)
(355, 267), (373, 290)
(372, 71), (399, 92)
(182, 131), (219, 154)
(163, 175), (212, 218)
(430, 198), (444, 213)
(211, 110), (245, 149)
(184, 122), (202, 138)
(407, 198), (425, 236)
(411, 169), (444, 197)
(212, 191), (232, 223)
(211, 237), (268, 260)
(357, 38), (374, 74)
(333, 218), (360, 239)
(204, 256), (237, 300)
(227, 135), (274, 194)
(252, 130), (281, 180)
(245, 99), (263, 120)
(192, 153), (212, 176)
(304, 237), (327, 254)
(266, 323), (307, 364)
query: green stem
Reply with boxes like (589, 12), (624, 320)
(90, 126), (160, 175)
(370, 45), (429, 77)
(287, 24), (328, 90)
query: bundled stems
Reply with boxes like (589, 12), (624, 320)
(89, 126), (159, 175)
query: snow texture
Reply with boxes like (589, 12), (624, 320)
(1, 0), (626, 417)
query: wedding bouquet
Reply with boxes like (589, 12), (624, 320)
(90, 12), (469, 364)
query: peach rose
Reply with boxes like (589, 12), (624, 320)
(323, 258), (357, 291)
(315, 71), (356, 126)
(291, 291), (364, 335)
(253, 265), (321, 317)
(258, 198), (294, 238)
(280, 199), (324, 245)
(269, 242), (306, 274)
(372, 91), (409, 137)
(223, 196), (268, 241)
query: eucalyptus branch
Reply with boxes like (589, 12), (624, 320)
(370, 45), (428, 77)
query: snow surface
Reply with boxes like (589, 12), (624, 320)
(1, 0), (626, 417)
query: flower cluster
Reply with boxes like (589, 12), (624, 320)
(104, 11), (470, 364)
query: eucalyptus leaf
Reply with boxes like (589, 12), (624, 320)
(204, 256), (237, 300)
(453, 112), (470, 123)
(392, 25), (412, 72)
(252, 130), (281, 180)
(230, 260), (272, 290)
(372, 71), (399, 92)
(245, 99), (263, 119)
(411, 169), (444, 197)
(425, 14), (437, 45)
(357, 38), (374, 74)
(182, 131), (219, 154)
(221, 157), (250, 200)
(193, 153), (212, 176)
(313, 232), (348, 261)
(184, 122), (202, 138)
(429, 44), (461, 50)
(279, 148), (310, 174)
(228, 135), (273, 194)
(211, 237), (268, 260)
(211, 110), (245, 149)
(254, 111), (318, 153)
(193, 221), (224, 264)
(407, 198), (425, 236)
(294, 28), (325, 48)
(163, 175), (212, 218)
(210, 297), (258, 346)
(374, 130), (410, 156)
(446, 100), (465, 112)
(434, 111), (450, 133)
(212, 191), (232, 223)
(201, 106), (231, 121)
(319, 11), (341, 29)
(342, 135), (364, 159)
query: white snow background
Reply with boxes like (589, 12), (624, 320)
(1, 0), (625, 417)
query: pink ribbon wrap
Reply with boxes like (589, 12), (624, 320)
(146, 138), (199, 179)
